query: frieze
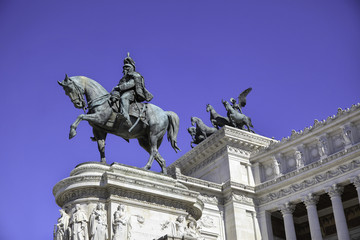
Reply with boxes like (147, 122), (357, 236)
(105, 173), (198, 198)
(224, 192), (254, 205)
(256, 158), (360, 205)
(109, 187), (187, 210)
(56, 187), (108, 206)
(222, 180), (255, 192)
(108, 187), (203, 220)
(227, 146), (250, 157)
(198, 194), (219, 205)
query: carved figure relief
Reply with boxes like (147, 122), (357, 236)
(172, 215), (186, 237)
(272, 157), (281, 177)
(55, 209), (70, 240)
(198, 215), (215, 229)
(295, 150), (304, 169)
(185, 220), (202, 239)
(112, 204), (129, 240)
(342, 124), (354, 146)
(89, 203), (108, 240)
(70, 204), (89, 240)
(318, 136), (330, 156)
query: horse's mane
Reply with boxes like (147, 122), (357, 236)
(70, 76), (109, 95)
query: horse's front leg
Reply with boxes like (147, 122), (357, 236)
(69, 110), (111, 139)
(69, 114), (86, 139)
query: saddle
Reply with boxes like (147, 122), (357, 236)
(107, 101), (149, 129)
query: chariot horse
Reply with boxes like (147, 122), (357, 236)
(58, 75), (180, 174)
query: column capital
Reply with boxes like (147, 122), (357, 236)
(302, 193), (319, 206)
(350, 176), (360, 188)
(280, 202), (295, 215)
(326, 184), (344, 198)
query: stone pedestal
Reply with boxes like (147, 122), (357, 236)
(53, 162), (204, 240)
(169, 126), (274, 239)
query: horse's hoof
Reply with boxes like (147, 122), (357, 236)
(100, 158), (106, 163)
(69, 129), (77, 139)
(162, 168), (168, 175)
(142, 166), (150, 170)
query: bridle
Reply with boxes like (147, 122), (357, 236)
(67, 80), (87, 113)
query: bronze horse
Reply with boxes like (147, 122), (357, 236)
(222, 100), (254, 132)
(58, 75), (180, 174)
(206, 104), (230, 129)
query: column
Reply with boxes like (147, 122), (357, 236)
(303, 193), (322, 240)
(280, 202), (297, 240)
(351, 176), (360, 205)
(257, 210), (274, 240)
(326, 184), (350, 240)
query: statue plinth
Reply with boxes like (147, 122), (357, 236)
(169, 125), (274, 184)
(53, 162), (204, 240)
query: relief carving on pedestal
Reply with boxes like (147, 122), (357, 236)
(112, 204), (130, 240)
(70, 204), (89, 240)
(89, 203), (108, 240)
(54, 209), (70, 240)
(198, 215), (215, 229)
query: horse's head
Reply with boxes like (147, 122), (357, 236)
(191, 117), (197, 126)
(222, 100), (230, 110)
(187, 127), (196, 136)
(206, 104), (211, 112)
(58, 74), (86, 110)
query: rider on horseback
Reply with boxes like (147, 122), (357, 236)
(110, 53), (153, 127)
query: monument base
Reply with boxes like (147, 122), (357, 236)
(53, 162), (204, 240)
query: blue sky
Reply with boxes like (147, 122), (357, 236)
(0, 0), (359, 239)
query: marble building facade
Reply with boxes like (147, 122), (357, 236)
(54, 104), (360, 239)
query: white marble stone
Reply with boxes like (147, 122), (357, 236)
(54, 104), (360, 239)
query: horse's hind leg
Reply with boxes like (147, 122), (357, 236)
(137, 138), (154, 170)
(154, 137), (167, 174)
(93, 128), (107, 163)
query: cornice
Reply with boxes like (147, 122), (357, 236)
(252, 103), (360, 158)
(53, 162), (204, 220)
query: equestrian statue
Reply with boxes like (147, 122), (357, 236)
(58, 53), (180, 174)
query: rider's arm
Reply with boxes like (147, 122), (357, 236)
(118, 79), (135, 91)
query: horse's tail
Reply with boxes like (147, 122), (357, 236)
(166, 111), (181, 153)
